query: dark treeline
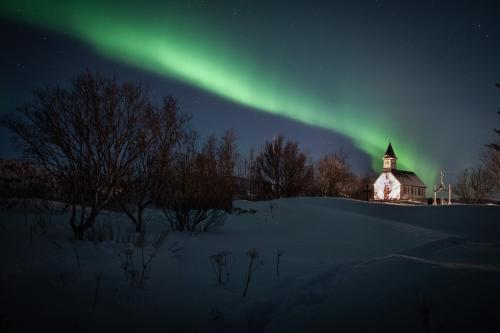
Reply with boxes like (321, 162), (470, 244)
(238, 136), (373, 201)
(1, 71), (373, 238)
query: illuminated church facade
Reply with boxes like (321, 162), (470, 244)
(373, 143), (427, 201)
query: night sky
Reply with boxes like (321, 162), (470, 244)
(1, 0), (499, 186)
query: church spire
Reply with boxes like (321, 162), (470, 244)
(384, 142), (397, 158)
(383, 142), (397, 170)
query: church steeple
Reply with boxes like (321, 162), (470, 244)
(383, 142), (397, 170)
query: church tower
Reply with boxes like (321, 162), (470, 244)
(382, 142), (397, 171)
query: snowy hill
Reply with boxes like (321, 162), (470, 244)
(1, 198), (499, 332)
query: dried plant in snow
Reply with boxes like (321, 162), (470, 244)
(269, 203), (274, 219)
(242, 248), (262, 298)
(93, 273), (104, 310)
(276, 249), (283, 277)
(209, 251), (232, 285)
(415, 289), (431, 333)
(119, 231), (168, 288)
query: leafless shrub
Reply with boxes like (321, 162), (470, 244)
(158, 131), (237, 233)
(242, 248), (263, 298)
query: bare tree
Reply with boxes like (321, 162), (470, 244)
(252, 135), (313, 198)
(239, 148), (273, 200)
(481, 147), (500, 192)
(481, 83), (500, 192)
(315, 150), (355, 197)
(2, 71), (152, 239)
(350, 173), (376, 201)
(454, 166), (492, 203)
(216, 130), (239, 210)
(115, 97), (189, 232)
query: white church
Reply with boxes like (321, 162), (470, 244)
(373, 143), (427, 201)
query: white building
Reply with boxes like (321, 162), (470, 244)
(373, 143), (427, 201)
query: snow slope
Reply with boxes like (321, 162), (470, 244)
(0, 198), (499, 332)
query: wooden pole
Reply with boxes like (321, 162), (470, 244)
(433, 185), (437, 205)
(448, 184), (452, 205)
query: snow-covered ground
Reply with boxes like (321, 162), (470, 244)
(1, 198), (499, 332)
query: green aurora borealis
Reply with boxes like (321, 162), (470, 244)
(0, 1), (438, 186)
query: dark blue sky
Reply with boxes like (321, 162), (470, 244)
(1, 0), (499, 183)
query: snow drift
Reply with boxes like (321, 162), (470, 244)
(0, 198), (499, 332)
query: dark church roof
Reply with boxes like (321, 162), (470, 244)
(384, 142), (397, 158)
(391, 169), (426, 187)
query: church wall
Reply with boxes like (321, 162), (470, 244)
(401, 185), (427, 200)
(373, 172), (401, 200)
